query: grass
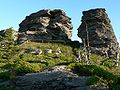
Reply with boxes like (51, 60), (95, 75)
(67, 63), (120, 90)
(0, 41), (120, 89)
(0, 42), (75, 74)
(86, 75), (107, 85)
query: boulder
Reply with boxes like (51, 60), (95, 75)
(44, 49), (52, 53)
(25, 49), (42, 55)
(18, 9), (72, 43)
(77, 8), (119, 58)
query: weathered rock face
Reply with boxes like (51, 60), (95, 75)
(78, 8), (119, 58)
(18, 9), (72, 43)
(15, 65), (108, 90)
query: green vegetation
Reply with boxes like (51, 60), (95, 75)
(0, 28), (120, 89)
(67, 63), (120, 90)
(0, 28), (18, 61)
(0, 41), (76, 74)
(86, 75), (107, 85)
(4, 27), (14, 41)
(0, 71), (10, 79)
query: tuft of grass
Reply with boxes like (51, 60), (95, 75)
(86, 76), (101, 85)
(67, 63), (120, 89)
(14, 61), (42, 74)
(2, 61), (44, 74)
(86, 75), (108, 86)
(67, 63), (114, 79)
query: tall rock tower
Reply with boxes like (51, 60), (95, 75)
(78, 8), (119, 58)
(18, 9), (72, 43)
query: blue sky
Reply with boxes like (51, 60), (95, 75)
(0, 0), (120, 43)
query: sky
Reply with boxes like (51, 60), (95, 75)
(0, 0), (120, 43)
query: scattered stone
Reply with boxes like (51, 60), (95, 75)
(55, 47), (62, 55)
(25, 49), (42, 55)
(78, 8), (119, 58)
(17, 33), (28, 44)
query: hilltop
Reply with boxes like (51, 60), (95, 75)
(0, 8), (120, 90)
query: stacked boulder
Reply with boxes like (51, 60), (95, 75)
(18, 9), (72, 43)
(78, 8), (119, 58)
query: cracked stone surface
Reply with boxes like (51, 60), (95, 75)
(15, 65), (108, 90)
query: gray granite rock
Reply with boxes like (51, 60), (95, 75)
(78, 8), (119, 58)
(18, 9), (72, 43)
(15, 65), (108, 90)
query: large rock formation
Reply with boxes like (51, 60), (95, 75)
(78, 8), (119, 58)
(18, 9), (72, 43)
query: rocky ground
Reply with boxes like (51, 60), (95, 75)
(15, 65), (108, 90)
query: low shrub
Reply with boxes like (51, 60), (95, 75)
(67, 63), (120, 88)
(101, 59), (115, 68)
(90, 54), (105, 64)
(0, 71), (10, 79)
(68, 63), (114, 79)
(86, 76), (101, 85)
(86, 75), (108, 86)
(2, 61), (43, 74)
(111, 85), (120, 90)
(15, 61), (41, 74)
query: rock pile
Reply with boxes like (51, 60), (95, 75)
(78, 8), (119, 58)
(18, 9), (72, 43)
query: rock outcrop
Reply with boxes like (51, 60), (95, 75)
(16, 65), (108, 90)
(78, 8), (119, 58)
(18, 9), (72, 43)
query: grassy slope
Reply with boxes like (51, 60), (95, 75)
(0, 41), (120, 89)
(0, 41), (120, 75)
(0, 42), (76, 74)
